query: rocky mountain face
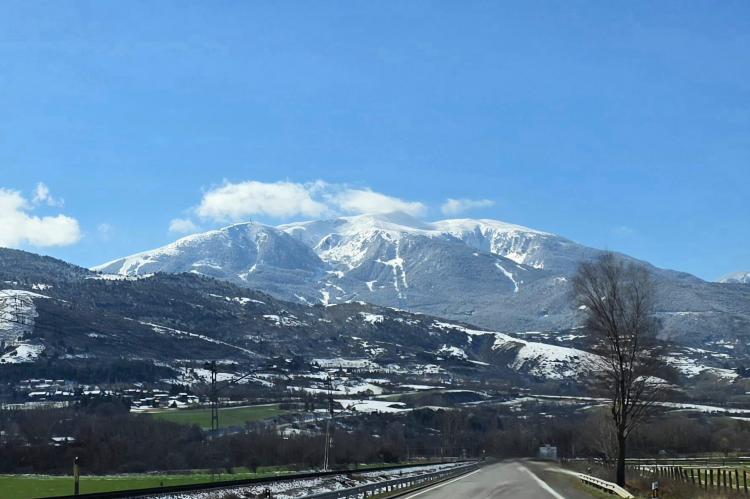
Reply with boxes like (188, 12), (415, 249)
(1, 248), (619, 383)
(1, 248), (744, 387)
(93, 213), (750, 349)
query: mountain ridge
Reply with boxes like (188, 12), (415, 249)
(91, 212), (750, 348)
(719, 271), (750, 284)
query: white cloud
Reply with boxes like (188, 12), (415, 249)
(187, 179), (429, 227)
(0, 188), (82, 247)
(32, 182), (63, 207)
(332, 188), (427, 217)
(440, 198), (494, 215)
(169, 218), (200, 234)
(196, 181), (329, 222)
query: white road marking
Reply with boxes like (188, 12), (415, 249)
(400, 468), (482, 498)
(518, 464), (566, 499)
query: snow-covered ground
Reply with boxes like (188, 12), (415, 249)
(0, 343), (45, 364)
(150, 462), (466, 499)
(0, 289), (49, 364)
(665, 354), (739, 380)
(432, 320), (603, 380)
(336, 398), (408, 413)
(504, 394), (750, 417)
(312, 358), (380, 370)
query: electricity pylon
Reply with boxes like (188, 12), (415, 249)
(322, 374), (335, 471)
(203, 360), (257, 436)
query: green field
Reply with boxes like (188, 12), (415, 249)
(0, 461), (434, 499)
(148, 403), (288, 429)
(0, 467), (292, 499)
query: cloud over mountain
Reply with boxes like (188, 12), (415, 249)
(182, 180), (427, 230)
(0, 186), (81, 248)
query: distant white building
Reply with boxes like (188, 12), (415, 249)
(538, 444), (558, 460)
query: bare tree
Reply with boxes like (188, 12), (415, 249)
(572, 252), (663, 486)
(583, 408), (618, 464)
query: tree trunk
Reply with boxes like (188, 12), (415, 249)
(616, 433), (626, 486)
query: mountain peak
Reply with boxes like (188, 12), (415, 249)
(432, 218), (553, 237)
(719, 271), (750, 284)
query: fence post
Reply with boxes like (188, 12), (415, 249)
(735, 469), (740, 491)
(690, 468), (695, 484)
(710, 469), (714, 489)
(744, 469), (748, 492)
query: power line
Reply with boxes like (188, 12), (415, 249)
(202, 360), (258, 435)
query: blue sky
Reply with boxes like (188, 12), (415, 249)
(0, 1), (747, 280)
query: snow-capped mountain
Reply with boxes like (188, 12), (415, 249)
(94, 223), (325, 300)
(1, 248), (613, 381)
(719, 271), (750, 284)
(93, 213), (750, 347)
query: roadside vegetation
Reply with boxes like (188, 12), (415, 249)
(0, 467), (294, 499)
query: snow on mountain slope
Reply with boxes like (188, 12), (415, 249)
(432, 218), (598, 272)
(93, 223), (326, 302)
(432, 320), (603, 380)
(0, 289), (47, 344)
(0, 289), (48, 364)
(92, 212), (750, 347)
(719, 271), (750, 284)
(280, 212), (539, 299)
(280, 213), (442, 269)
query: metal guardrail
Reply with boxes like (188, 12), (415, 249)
(578, 473), (634, 498)
(300, 462), (480, 499)
(43, 461), (473, 499)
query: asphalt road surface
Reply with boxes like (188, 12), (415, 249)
(397, 460), (597, 499)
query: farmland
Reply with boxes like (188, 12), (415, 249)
(147, 403), (288, 429)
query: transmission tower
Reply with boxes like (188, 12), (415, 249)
(203, 360), (257, 435)
(206, 361), (219, 435)
(322, 374), (335, 471)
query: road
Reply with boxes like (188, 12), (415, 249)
(397, 460), (597, 499)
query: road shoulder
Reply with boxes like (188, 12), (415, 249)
(523, 460), (605, 499)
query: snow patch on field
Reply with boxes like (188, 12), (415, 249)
(313, 358), (380, 370)
(400, 384), (441, 391)
(150, 463), (464, 499)
(665, 355), (739, 380)
(0, 343), (45, 364)
(337, 399), (408, 413)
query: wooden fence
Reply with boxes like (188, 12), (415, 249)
(630, 463), (749, 493)
(590, 459), (750, 494)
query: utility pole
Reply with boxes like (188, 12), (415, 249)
(322, 374), (334, 471)
(205, 361), (219, 435)
(73, 456), (80, 495)
(203, 361), (257, 435)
